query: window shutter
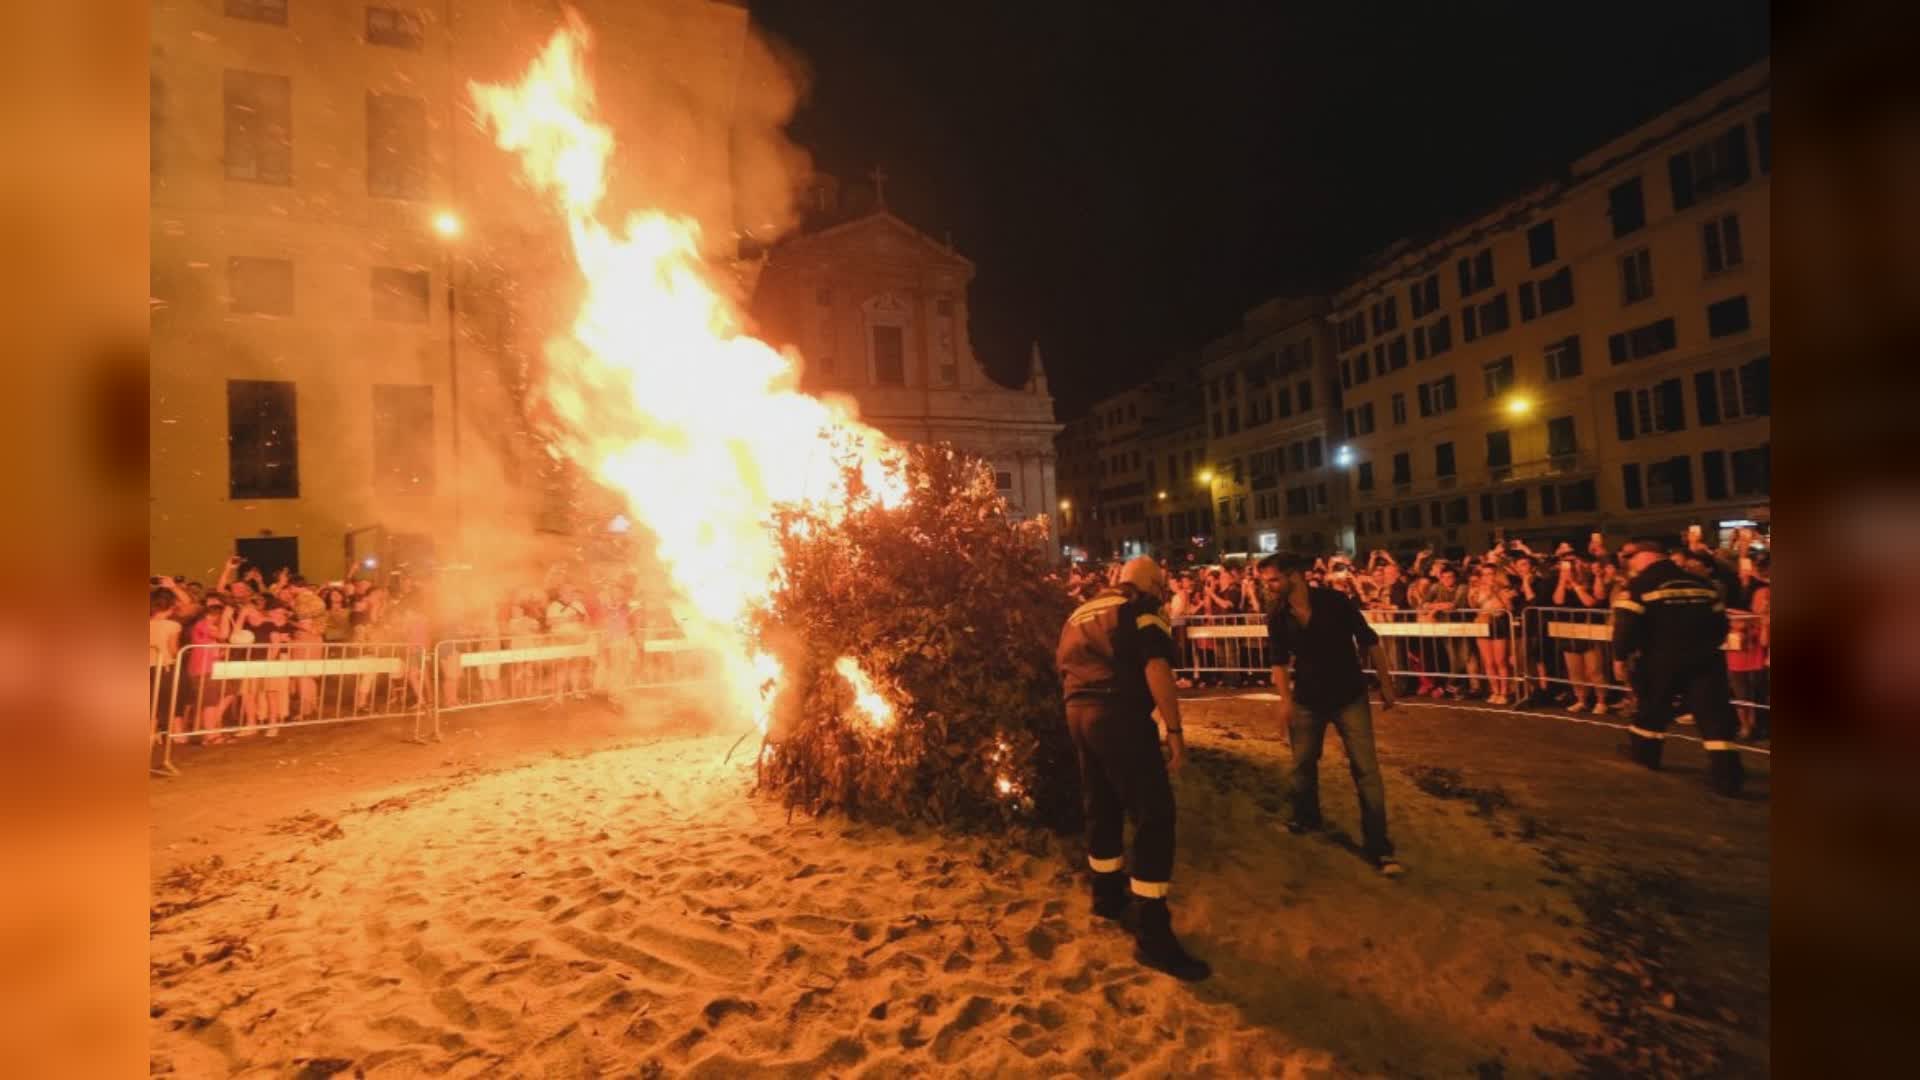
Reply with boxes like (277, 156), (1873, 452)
(1479, 493), (1495, 521)
(1614, 390), (1636, 441)
(1742, 355), (1771, 416)
(1656, 378), (1686, 432)
(1723, 125), (1751, 186)
(1609, 333), (1628, 364)
(1703, 450), (1728, 500)
(1541, 484), (1558, 516)
(1623, 464), (1643, 509)
(1694, 370), (1722, 426)
(1670, 456), (1694, 504)
(1668, 152), (1695, 211)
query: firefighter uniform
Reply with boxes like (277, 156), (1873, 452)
(1611, 559), (1745, 796)
(1056, 559), (1209, 982)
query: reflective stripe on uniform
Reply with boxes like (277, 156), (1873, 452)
(1088, 854), (1124, 873)
(1628, 725), (1666, 740)
(1136, 613), (1171, 634)
(1702, 740), (1736, 751)
(1068, 595), (1126, 625)
(1129, 878), (1170, 898)
(1613, 598), (1645, 614)
(1642, 586), (1721, 603)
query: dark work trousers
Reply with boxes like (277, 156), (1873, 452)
(1632, 658), (1741, 750)
(1288, 694), (1393, 859)
(1067, 698), (1176, 891)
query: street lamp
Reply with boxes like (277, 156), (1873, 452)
(1157, 490), (1167, 501)
(434, 210), (464, 549)
(1059, 498), (1072, 512)
(1198, 468), (1214, 485)
(1506, 395), (1534, 417)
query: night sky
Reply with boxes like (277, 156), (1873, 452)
(750, 0), (1770, 419)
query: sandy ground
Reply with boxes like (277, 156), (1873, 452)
(149, 693), (1768, 1078)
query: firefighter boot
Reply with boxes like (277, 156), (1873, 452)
(1128, 898), (1212, 982)
(1091, 871), (1129, 921)
(1616, 731), (1665, 770)
(1707, 749), (1746, 798)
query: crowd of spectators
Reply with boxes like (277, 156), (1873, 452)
(1065, 527), (1771, 739)
(148, 556), (678, 743)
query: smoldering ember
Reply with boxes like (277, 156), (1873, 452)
(148, 3), (1771, 1076)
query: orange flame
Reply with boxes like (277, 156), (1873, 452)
(833, 656), (895, 729)
(473, 23), (905, 728)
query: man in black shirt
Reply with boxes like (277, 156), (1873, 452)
(1056, 556), (1209, 981)
(1258, 552), (1404, 876)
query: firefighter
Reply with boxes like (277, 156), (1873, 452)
(1611, 536), (1745, 796)
(1056, 555), (1210, 982)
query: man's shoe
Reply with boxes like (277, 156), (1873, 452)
(1375, 856), (1406, 878)
(1091, 871), (1129, 921)
(1129, 898), (1211, 982)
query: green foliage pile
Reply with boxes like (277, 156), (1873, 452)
(752, 444), (1080, 831)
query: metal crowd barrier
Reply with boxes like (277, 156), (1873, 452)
(1175, 614), (1269, 680)
(154, 641), (430, 775)
(1518, 606), (1771, 717)
(429, 631), (603, 739)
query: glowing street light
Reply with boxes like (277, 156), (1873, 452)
(1334, 445), (1354, 467)
(432, 209), (463, 238)
(1198, 469), (1215, 485)
(1059, 498), (1072, 512)
(1506, 395), (1534, 417)
(1157, 490), (1168, 500)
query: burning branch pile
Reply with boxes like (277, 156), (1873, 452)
(754, 446), (1080, 830)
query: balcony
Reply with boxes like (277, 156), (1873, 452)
(1486, 450), (1596, 485)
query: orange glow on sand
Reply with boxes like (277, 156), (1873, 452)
(473, 22), (906, 730)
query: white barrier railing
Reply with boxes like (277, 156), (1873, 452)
(430, 631), (602, 739)
(155, 641), (429, 775)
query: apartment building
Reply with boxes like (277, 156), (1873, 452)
(1331, 61), (1770, 554)
(1136, 372), (1209, 559)
(1195, 297), (1343, 557)
(150, 0), (767, 580)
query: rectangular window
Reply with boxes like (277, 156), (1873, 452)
(1476, 299), (1510, 345)
(1387, 335), (1408, 371)
(1297, 380), (1313, 411)
(1620, 247), (1654, 304)
(1457, 248), (1495, 296)
(1609, 176), (1646, 237)
(1392, 451), (1411, 486)
(1404, 502), (1423, 528)
(1413, 326), (1428, 362)
(367, 7), (425, 48)
(1356, 349), (1372, 385)
(229, 256), (293, 315)
(1426, 315), (1452, 356)
(227, 379), (299, 498)
(1391, 392), (1407, 426)
(1703, 213), (1744, 274)
(1482, 356), (1515, 398)
(1608, 317), (1678, 364)
(1275, 386), (1293, 418)
(1290, 443), (1306, 472)
(1340, 358), (1352, 390)
(1547, 416), (1577, 458)
(367, 93), (429, 200)
(226, 0), (287, 25)
(1410, 273), (1441, 319)
(371, 266), (429, 322)
(1527, 220), (1557, 267)
(1227, 407), (1240, 435)
(1731, 444), (1771, 495)
(1539, 266), (1575, 313)
(1518, 281), (1538, 322)
(1309, 437), (1324, 468)
(1358, 461), (1374, 491)
(1486, 429), (1512, 470)
(372, 385), (435, 494)
(1740, 355), (1771, 417)
(1669, 124), (1752, 210)
(1545, 335), (1582, 381)
(1623, 463), (1644, 509)
(872, 325), (906, 385)
(1462, 304), (1478, 342)
(1707, 295), (1752, 338)
(224, 69), (292, 185)
(1646, 456), (1694, 506)
(1435, 441), (1456, 478)
(1358, 403), (1375, 435)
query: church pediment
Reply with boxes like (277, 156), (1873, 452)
(770, 212), (974, 275)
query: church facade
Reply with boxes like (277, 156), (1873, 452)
(748, 184), (1062, 550)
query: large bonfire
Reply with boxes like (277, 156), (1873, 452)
(472, 23), (1077, 827)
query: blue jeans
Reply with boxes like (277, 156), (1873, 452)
(1288, 694), (1393, 859)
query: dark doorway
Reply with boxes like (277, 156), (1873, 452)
(236, 536), (299, 580)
